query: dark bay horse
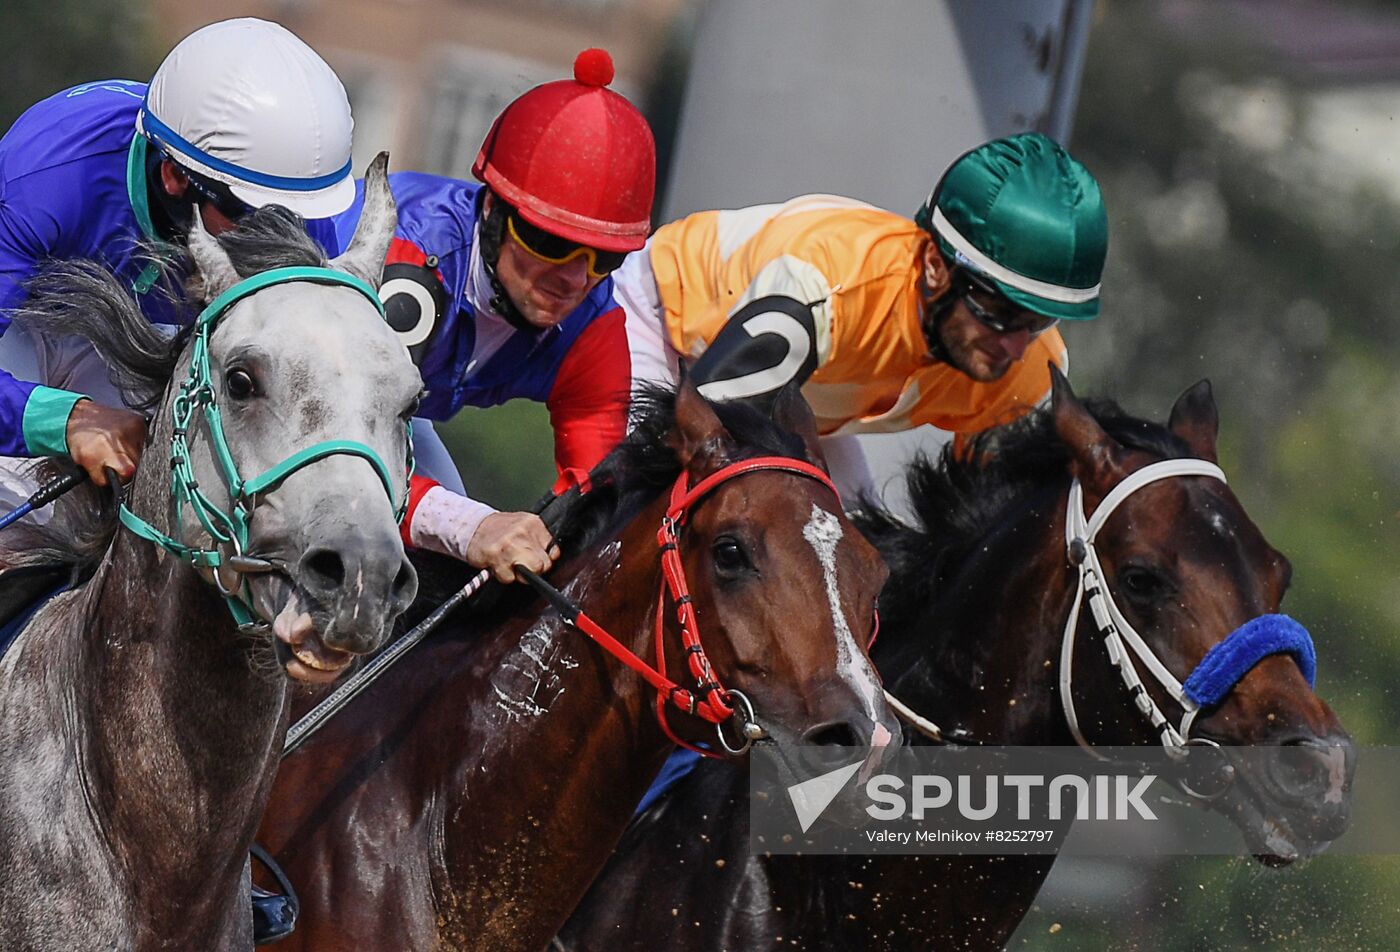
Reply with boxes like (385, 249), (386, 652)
(559, 371), (1354, 951)
(256, 381), (900, 951)
(0, 157), (420, 950)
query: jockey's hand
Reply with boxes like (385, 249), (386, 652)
(65, 399), (147, 486)
(466, 511), (560, 584)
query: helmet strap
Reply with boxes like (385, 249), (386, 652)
(919, 248), (957, 365)
(477, 192), (537, 334)
(921, 294), (957, 365)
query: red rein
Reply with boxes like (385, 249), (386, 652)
(555, 457), (839, 758)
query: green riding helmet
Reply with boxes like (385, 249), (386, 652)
(914, 132), (1108, 321)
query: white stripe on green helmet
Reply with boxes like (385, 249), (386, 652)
(930, 207), (1100, 305)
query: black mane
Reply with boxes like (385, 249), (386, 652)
(553, 384), (811, 553)
(857, 398), (1194, 650)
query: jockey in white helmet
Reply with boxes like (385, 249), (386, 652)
(0, 18), (356, 498)
(136, 17), (356, 226)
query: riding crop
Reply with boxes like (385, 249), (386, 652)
(0, 470), (88, 531)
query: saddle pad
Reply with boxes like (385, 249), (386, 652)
(0, 563), (72, 657)
(634, 748), (704, 818)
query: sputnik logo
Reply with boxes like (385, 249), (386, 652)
(786, 760), (864, 833)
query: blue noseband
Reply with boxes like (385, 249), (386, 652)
(1182, 613), (1316, 708)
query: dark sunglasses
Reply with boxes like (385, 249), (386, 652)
(957, 270), (1058, 338)
(507, 213), (628, 279)
(184, 171), (255, 222)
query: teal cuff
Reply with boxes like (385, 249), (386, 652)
(23, 387), (87, 457)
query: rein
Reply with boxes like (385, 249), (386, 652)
(522, 455), (841, 759)
(886, 458), (1319, 773)
(118, 266), (413, 628)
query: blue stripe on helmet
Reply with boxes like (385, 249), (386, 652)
(139, 106), (352, 193)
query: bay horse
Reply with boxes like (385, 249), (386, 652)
(0, 157), (421, 951)
(256, 381), (901, 951)
(558, 371), (1355, 951)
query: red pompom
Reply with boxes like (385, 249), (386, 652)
(573, 48), (615, 87)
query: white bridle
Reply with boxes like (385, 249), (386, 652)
(885, 457), (1229, 757)
(1060, 458), (1227, 760)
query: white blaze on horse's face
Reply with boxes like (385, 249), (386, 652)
(802, 504), (890, 746)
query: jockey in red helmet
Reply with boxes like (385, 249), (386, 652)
(476, 47), (654, 252)
(471, 47), (654, 331)
(337, 50), (656, 582)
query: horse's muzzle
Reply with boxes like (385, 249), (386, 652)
(294, 530), (418, 656)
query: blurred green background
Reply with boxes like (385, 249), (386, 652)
(1022, 2), (1400, 948)
(6, 1), (1399, 948)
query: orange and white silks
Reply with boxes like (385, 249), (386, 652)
(646, 195), (1067, 443)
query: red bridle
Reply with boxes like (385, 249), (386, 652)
(531, 456), (840, 758)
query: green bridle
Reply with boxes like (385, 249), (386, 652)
(118, 266), (413, 628)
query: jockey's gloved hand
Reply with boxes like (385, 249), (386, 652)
(407, 485), (559, 583)
(64, 398), (147, 486)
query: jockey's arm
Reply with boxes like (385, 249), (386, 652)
(400, 475), (558, 583)
(546, 306), (631, 489)
(0, 200), (145, 479)
(382, 245), (563, 582)
(686, 256), (833, 411)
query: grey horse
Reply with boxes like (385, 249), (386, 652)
(0, 154), (420, 951)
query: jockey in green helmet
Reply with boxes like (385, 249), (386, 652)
(914, 131), (1108, 369)
(615, 130), (1110, 450)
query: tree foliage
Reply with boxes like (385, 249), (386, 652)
(0, 0), (155, 128)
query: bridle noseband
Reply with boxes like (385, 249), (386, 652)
(656, 457), (841, 757)
(119, 266), (414, 629)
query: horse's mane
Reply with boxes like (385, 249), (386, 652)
(856, 399), (1194, 648)
(0, 206), (333, 574)
(550, 384), (811, 554)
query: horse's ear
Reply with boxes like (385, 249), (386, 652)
(771, 380), (826, 465)
(1167, 379), (1219, 463)
(331, 152), (397, 289)
(186, 212), (240, 302)
(670, 378), (733, 470)
(1050, 364), (1127, 492)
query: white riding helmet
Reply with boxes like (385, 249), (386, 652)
(136, 18), (355, 219)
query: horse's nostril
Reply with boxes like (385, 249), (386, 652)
(1272, 739), (1336, 799)
(392, 560), (415, 600)
(304, 549), (346, 589)
(802, 721), (862, 748)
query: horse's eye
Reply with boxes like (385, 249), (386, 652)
(1117, 565), (1167, 600)
(712, 536), (752, 577)
(226, 368), (258, 401)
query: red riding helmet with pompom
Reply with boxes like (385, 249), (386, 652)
(472, 48), (656, 253)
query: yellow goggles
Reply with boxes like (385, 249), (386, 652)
(505, 214), (627, 280)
